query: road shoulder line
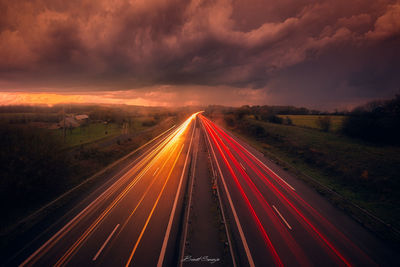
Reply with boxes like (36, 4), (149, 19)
(157, 119), (196, 267)
(92, 224), (120, 261)
(272, 205), (292, 230)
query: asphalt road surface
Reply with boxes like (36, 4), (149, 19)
(199, 114), (397, 267)
(19, 113), (199, 267)
(15, 112), (397, 266)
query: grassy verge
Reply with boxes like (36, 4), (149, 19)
(278, 115), (346, 132)
(53, 122), (121, 148)
(0, 119), (177, 264)
(53, 118), (156, 148)
(0, 117), (176, 233)
(224, 116), (400, 243)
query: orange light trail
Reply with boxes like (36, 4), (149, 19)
(53, 112), (199, 267)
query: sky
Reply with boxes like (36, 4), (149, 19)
(0, 0), (399, 110)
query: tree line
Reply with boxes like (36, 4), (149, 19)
(206, 95), (400, 145)
(342, 95), (400, 145)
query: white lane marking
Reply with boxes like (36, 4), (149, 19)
(272, 205), (292, 230)
(240, 162), (246, 171)
(157, 119), (196, 267)
(19, 126), (177, 266)
(63, 124), (188, 266)
(201, 120), (255, 267)
(227, 132), (296, 191)
(92, 224), (120, 261)
(275, 175), (295, 191)
(153, 167), (160, 176)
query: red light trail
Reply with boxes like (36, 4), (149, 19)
(201, 117), (284, 267)
(200, 115), (362, 267)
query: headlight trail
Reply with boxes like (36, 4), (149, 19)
(54, 114), (198, 267)
(21, 112), (200, 267)
(17, 111), (381, 267)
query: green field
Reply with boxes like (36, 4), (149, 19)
(53, 123), (121, 147)
(278, 115), (346, 132)
(229, 117), (400, 234)
(0, 106), (180, 237)
(0, 112), (160, 148)
(52, 117), (158, 148)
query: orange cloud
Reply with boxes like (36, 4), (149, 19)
(0, 92), (152, 106)
(0, 85), (270, 107)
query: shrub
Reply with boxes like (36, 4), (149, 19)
(237, 121), (265, 138)
(260, 112), (283, 124)
(285, 116), (293, 125)
(342, 95), (400, 144)
(268, 115), (283, 124)
(224, 114), (236, 127)
(316, 116), (331, 132)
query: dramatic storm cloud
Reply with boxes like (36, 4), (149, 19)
(0, 0), (399, 108)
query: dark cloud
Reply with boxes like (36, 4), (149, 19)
(0, 0), (399, 108)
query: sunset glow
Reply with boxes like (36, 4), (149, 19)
(1, 1), (399, 266)
(0, 92), (157, 106)
(0, 0), (399, 109)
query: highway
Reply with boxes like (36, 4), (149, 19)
(199, 114), (396, 267)
(19, 113), (199, 267)
(16, 112), (396, 266)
